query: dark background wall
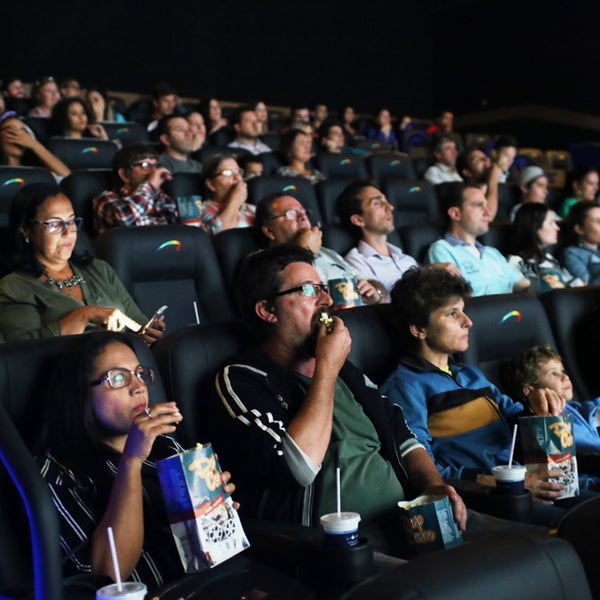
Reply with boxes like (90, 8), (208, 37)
(4, 1), (600, 139)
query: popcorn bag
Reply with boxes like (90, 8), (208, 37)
(519, 415), (579, 499)
(397, 494), (462, 554)
(157, 443), (250, 572)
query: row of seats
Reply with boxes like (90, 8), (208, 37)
(0, 163), (525, 235)
(1, 291), (599, 598)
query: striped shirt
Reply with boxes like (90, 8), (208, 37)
(36, 435), (185, 590)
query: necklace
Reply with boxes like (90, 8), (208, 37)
(43, 270), (86, 290)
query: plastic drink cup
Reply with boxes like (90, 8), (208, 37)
(492, 465), (527, 495)
(320, 511), (361, 547)
(96, 582), (147, 599)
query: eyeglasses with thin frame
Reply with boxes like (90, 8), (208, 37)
(89, 365), (155, 389)
(271, 208), (310, 221)
(272, 281), (329, 299)
(212, 168), (243, 178)
(130, 160), (156, 169)
(30, 217), (84, 235)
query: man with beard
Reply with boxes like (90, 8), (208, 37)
(211, 244), (467, 554)
(157, 114), (203, 173)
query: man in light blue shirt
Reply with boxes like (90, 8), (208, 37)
(427, 182), (529, 296)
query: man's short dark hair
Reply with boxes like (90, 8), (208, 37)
(156, 113), (186, 139)
(335, 180), (375, 238)
(234, 244), (315, 339)
(436, 181), (482, 225)
(231, 104), (256, 126)
(390, 266), (472, 350)
(456, 144), (485, 179)
(152, 82), (177, 101)
(494, 135), (518, 152)
(112, 144), (159, 172)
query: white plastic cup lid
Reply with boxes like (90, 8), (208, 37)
(320, 511), (361, 534)
(492, 465), (526, 482)
(96, 582), (147, 599)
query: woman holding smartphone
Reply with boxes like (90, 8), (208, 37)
(0, 183), (166, 342)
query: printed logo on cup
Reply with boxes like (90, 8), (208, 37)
(320, 511), (361, 547)
(328, 277), (362, 312)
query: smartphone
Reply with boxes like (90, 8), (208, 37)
(142, 304), (168, 333)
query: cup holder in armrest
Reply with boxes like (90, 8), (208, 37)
(446, 478), (533, 523)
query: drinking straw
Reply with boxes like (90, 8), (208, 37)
(193, 301), (200, 324)
(336, 467), (341, 516)
(508, 424), (518, 468)
(107, 526), (122, 592)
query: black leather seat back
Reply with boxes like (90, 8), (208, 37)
(47, 137), (120, 170)
(539, 285), (600, 399)
(151, 320), (248, 447)
(459, 293), (557, 394)
(94, 224), (235, 330)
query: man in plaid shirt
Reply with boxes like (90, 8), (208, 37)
(93, 144), (179, 235)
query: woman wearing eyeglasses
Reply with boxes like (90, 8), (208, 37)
(35, 331), (237, 589)
(0, 183), (165, 343)
(199, 153), (255, 235)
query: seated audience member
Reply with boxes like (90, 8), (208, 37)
(335, 181), (460, 296)
(365, 108), (399, 150)
(317, 121), (367, 156)
(238, 153), (264, 180)
(489, 136), (518, 183)
(510, 344), (600, 490)
(562, 200), (600, 285)
(257, 193), (384, 304)
(227, 105), (272, 155)
(85, 85), (126, 123)
(185, 108), (207, 156)
(0, 111), (71, 179)
(36, 331), (236, 590)
(510, 165), (549, 221)
(339, 105), (360, 144)
(2, 76), (27, 101)
(146, 82), (179, 134)
(559, 166), (600, 219)
(423, 133), (463, 185)
(50, 96), (109, 140)
(58, 77), (82, 99)
(93, 144), (177, 235)
(380, 267), (597, 526)
(201, 96), (229, 138)
(507, 203), (582, 294)
(198, 153), (254, 234)
(427, 110), (455, 136)
(276, 128), (325, 185)
(0, 184), (164, 343)
(28, 75), (61, 116)
(156, 113), (202, 173)
(311, 102), (329, 131)
(427, 182), (530, 296)
(212, 244), (467, 553)
(456, 144), (504, 221)
(251, 100), (269, 135)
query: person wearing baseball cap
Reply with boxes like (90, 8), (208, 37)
(510, 165), (549, 221)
